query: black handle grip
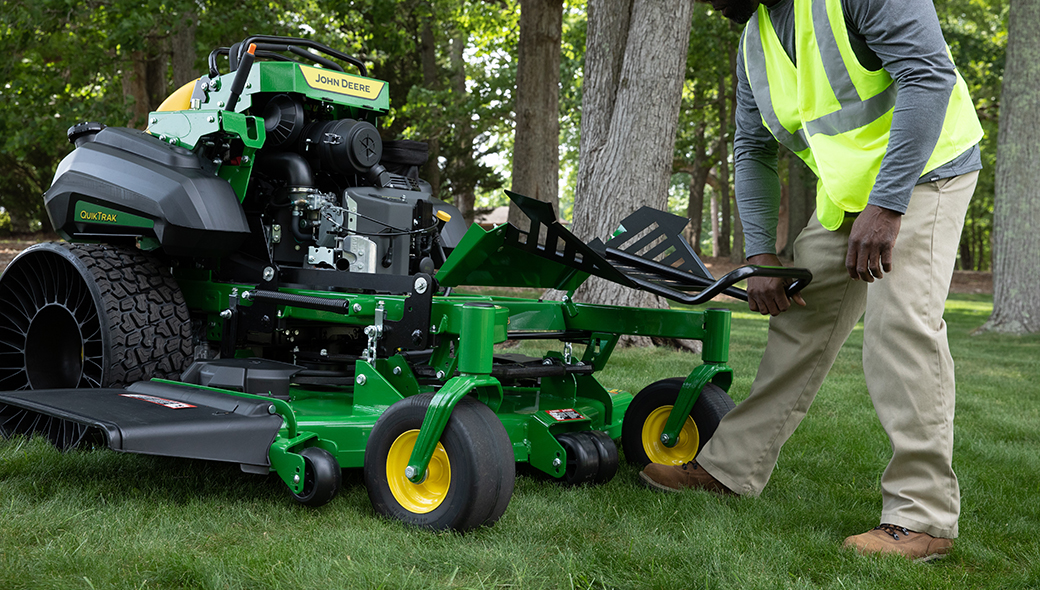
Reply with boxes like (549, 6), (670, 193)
(224, 43), (256, 111)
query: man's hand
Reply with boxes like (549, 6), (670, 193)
(746, 253), (806, 316)
(845, 205), (902, 282)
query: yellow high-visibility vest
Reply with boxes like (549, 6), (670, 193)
(741, 0), (983, 230)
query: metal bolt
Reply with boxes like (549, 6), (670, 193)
(308, 255), (316, 263)
(207, 116), (215, 123)
(293, 474), (301, 484)
(435, 370), (445, 380)
(201, 82), (209, 90)
(393, 366), (402, 376)
(159, 134), (168, 142)
(218, 101), (225, 108)
(352, 303), (362, 313)
(231, 288), (239, 297)
(220, 309), (232, 319)
(263, 267), (275, 282)
(414, 276), (428, 294)
(356, 374), (367, 386)
(320, 349), (328, 357)
(552, 458), (562, 468)
(404, 466), (418, 479)
(149, 117), (157, 125)
(245, 82), (252, 89)
(241, 155), (250, 164)
(660, 433), (672, 445)
(268, 405), (277, 414)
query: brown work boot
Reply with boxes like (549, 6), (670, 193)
(843, 524), (953, 562)
(638, 461), (734, 494)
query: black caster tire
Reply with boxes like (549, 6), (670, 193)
(621, 378), (735, 467)
(0, 243), (191, 449)
(556, 432), (600, 486)
(291, 447), (343, 507)
(586, 430), (619, 485)
(364, 394), (515, 532)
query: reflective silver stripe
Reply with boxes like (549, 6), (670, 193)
(743, 16), (810, 152)
(804, 82), (897, 136)
(811, 0), (858, 104)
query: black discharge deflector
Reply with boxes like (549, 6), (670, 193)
(440, 191), (811, 304)
(0, 380), (284, 471)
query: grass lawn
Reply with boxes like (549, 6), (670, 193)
(1, 293), (1038, 589)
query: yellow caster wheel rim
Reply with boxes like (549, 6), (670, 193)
(386, 429), (451, 514)
(642, 406), (699, 465)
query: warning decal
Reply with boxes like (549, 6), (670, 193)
(119, 393), (196, 409)
(546, 408), (585, 422)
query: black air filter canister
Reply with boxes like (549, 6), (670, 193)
(300, 119), (382, 174)
(261, 94), (305, 148)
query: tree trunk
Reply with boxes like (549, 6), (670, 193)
(419, 22), (443, 200)
(509, 0), (563, 234)
(781, 155), (814, 258)
(571, 0), (696, 347)
(684, 137), (710, 254)
(709, 67), (734, 258)
(171, 14), (198, 88)
(980, 0), (1040, 334)
(448, 32), (477, 225)
(123, 40), (168, 129)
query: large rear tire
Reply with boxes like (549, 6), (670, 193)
(0, 242), (191, 448)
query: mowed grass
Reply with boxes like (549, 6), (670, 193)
(1, 293), (1038, 589)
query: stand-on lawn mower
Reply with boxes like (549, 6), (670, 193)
(0, 36), (810, 531)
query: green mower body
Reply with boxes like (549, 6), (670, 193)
(0, 36), (809, 531)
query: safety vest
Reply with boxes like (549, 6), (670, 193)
(741, 0), (984, 230)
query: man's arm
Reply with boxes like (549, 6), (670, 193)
(733, 42), (805, 315)
(843, 0), (958, 281)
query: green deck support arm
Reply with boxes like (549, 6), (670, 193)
(660, 309), (734, 447)
(406, 302), (504, 483)
(659, 363), (733, 447)
(405, 374), (502, 482)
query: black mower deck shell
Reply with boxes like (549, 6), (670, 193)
(0, 381), (283, 471)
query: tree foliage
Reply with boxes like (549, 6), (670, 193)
(0, 0), (1015, 282)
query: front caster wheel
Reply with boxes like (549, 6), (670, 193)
(621, 378), (735, 467)
(364, 394), (515, 532)
(290, 447), (342, 507)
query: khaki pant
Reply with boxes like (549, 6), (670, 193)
(697, 171), (978, 539)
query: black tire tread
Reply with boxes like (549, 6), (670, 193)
(63, 242), (192, 385)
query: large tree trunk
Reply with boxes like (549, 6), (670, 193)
(509, 0), (563, 233)
(980, 0), (1040, 334)
(571, 0), (695, 347)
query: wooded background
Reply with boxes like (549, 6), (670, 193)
(0, 0), (1034, 332)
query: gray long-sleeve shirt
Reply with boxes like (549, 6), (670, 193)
(734, 0), (982, 258)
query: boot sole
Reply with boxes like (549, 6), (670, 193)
(638, 471), (682, 493)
